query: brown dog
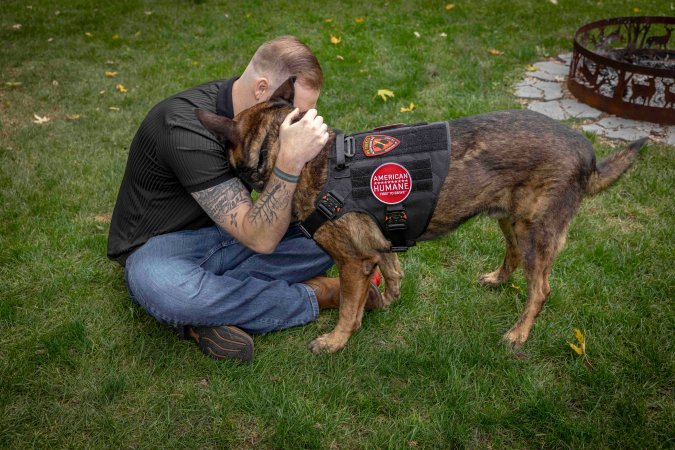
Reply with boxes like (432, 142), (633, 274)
(196, 79), (645, 354)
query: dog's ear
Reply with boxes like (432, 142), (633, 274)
(195, 108), (240, 146)
(269, 77), (295, 105)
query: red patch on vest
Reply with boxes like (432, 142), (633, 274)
(362, 134), (400, 157)
(370, 163), (412, 205)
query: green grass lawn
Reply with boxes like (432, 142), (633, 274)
(1, 0), (673, 448)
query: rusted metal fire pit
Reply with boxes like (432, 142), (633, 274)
(568, 16), (675, 125)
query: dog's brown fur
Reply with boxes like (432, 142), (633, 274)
(196, 79), (646, 354)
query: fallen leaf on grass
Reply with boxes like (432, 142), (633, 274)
(414, 31), (421, 38)
(568, 328), (593, 367)
(32, 114), (50, 124)
(526, 65), (538, 71)
(105, 71), (118, 77)
(336, 55), (344, 60)
(355, 17), (365, 23)
(569, 341), (584, 355)
(85, 32), (93, 37)
(109, 106), (120, 112)
(65, 114), (81, 121)
(94, 212), (113, 222)
(111, 34), (120, 40)
(445, 4), (455, 10)
(330, 35), (342, 45)
(567, 328), (586, 356)
(116, 84), (128, 93)
(574, 328), (585, 347)
(400, 102), (416, 112)
(489, 49), (504, 56)
(376, 89), (395, 102)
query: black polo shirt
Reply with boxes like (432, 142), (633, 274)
(107, 77), (237, 265)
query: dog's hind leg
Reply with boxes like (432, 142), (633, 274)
(502, 217), (571, 348)
(308, 257), (379, 353)
(378, 252), (403, 307)
(479, 217), (521, 287)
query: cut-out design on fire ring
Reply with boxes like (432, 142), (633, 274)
(568, 16), (675, 125)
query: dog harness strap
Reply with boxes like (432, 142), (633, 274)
(384, 204), (412, 252)
(299, 192), (344, 239)
(335, 131), (346, 170)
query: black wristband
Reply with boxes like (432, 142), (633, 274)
(273, 166), (300, 183)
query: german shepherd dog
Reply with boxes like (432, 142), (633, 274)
(196, 79), (645, 354)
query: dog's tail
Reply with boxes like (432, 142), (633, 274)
(586, 137), (648, 196)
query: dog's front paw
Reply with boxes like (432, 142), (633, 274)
(478, 271), (506, 287)
(383, 287), (400, 307)
(502, 326), (529, 349)
(308, 332), (347, 354)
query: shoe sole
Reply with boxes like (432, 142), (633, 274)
(189, 325), (254, 363)
(365, 282), (385, 311)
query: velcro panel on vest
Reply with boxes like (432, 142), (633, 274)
(319, 121), (451, 248)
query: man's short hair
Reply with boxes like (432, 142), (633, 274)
(250, 35), (323, 90)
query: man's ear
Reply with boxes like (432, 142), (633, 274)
(269, 77), (295, 104)
(254, 77), (269, 101)
(195, 109), (240, 145)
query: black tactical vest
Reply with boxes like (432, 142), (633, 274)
(300, 122), (451, 252)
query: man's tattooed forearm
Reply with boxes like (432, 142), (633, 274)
(247, 180), (291, 225)
(191, 179), (250, 227)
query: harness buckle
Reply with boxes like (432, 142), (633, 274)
(344, 136), (355, 158)
(316, 192), (344, 220)
(385, 209), (408, 231)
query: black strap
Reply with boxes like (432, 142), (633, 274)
(299, 192), (344, 239)
(385, 204), (411, 252)
(335, 131), (346, 170)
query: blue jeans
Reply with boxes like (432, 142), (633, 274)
(124, 222), (333, 334)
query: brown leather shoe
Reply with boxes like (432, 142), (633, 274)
(305, 276), (385, 311)
(305, 276), (340, 309)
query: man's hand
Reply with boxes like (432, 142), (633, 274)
(275, 108), (329, 175)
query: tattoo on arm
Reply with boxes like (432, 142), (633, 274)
(191, 178), (251, 228)
(247, 180), (292, 226)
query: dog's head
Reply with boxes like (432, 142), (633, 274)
(195, 78), (297, 192)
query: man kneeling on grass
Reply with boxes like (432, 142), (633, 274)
(107, 36), (384, 363)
